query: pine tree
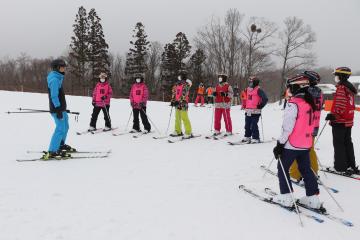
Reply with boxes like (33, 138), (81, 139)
(160, 32), (191, 99)
(69, 6), (90, 95)
(189, 49), (206, 88)
(125, 22), (150, 93)
(173, 32), (191, 70)
(88, 8), (110, 88)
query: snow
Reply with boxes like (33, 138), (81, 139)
(1, 90), (360, 240)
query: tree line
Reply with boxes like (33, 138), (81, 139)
(0, 7), (349, 102)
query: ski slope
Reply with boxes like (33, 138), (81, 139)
(1, 90), (359, 240)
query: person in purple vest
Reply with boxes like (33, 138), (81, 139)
(129, 73), (151, 133)
(272, 73), (323, 210)
(240, 76), (268, 143)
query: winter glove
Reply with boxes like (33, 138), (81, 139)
(273, 141), (285, 159)
(130, 102), (135, 108)
(54, 107), (63, 120)
(101, 95), (107, 101)
(313, 127), (319, 137)
(92, 101), (95, 107)
(212, 92), (217, 97)
(325, 113), (335, 121)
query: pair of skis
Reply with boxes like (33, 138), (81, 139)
(76, 127), (118, 135)
(320, 167), (360, 180)
(228, 137), (276, 145)
(260, 165), (339, 194)
(205, 133), (235, 140)
(167, 134), (202, 143)
(239, 185), (353, 227)
(16, 150), (111, 162)
(152, 134), (201, 143)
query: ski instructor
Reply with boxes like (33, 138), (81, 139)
(42, 59), (75, 160)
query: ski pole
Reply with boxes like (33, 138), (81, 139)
(262, 156), (275, 179)
(314, 121), (328, 146)
(260, 114), (265, 142)
(6, 111), (49, 114)
(210, 103), (215, 132)
(18, 108), (80, 115)
(277, 156), (304, 227)
(164, 106), (174, 136)
(315, 150), (328, 179)
(7, 109), (80, 115)
(140, 108), (161, 135)
(311, 169), (343, 212)
(124, 109), (133, 131)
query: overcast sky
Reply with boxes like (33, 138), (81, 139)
(1, 0), (359, 71)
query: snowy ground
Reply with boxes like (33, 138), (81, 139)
(0, 90), (359, 240)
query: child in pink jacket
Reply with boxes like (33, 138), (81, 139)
(89, 72), (113, 131)
(129, 74), (151, 133)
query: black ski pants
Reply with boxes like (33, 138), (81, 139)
(132, 107), (151, 131)
(90, 105), (111, 128)
(332, 124), (356, 171)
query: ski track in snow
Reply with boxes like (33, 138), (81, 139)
(1, 90), (359, 240)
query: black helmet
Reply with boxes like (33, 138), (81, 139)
(217, 73), (228, 82)
(51, 59), (67, 70)
(249, 76), (260, 87)
(286, 74), (310, 95)
(178, 70), (188, 80)
(333, 66), (351, 81)
(134, 73), (145, 82)
(303, 70), (320, 85)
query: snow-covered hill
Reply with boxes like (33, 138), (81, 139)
(1, 90), (359, 240)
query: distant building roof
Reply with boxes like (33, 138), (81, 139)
(317, 84), (336, 94)
(349, 76), (360, 84)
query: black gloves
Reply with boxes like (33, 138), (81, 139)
(54, 107), (63, 120)
(273, 141), (285, 159)
(257, 104), (264, 109)
(325, 113), (335, 121)
(212, 92), (217, 97)
(101, 95), (107, 100)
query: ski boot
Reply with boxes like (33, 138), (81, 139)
(346, 166), (360, 175)
(41, 151), (71, 160)
(183, 133), (193, 139)
(103, 126), (112, 132)
(212, 130), (221, 137)
(250, 138), (261, 144)
(129, 128), (142, 133)
(298, 195), (323, 210)
(272, 193), (294, 208)
(60, 144), (77, 153)
(169, 132), (183, 137)
(241, 137), (251, 143)
(88, 126), (96, 132)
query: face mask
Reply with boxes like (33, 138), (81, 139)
(100, 78), (105, 83)
(136, 78), (141, 83)
(218, 77), (223, 83)
(334, 76), (340, 83)
(178, 76), (182, 81)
